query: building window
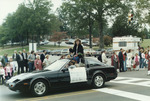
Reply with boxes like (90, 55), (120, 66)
(119, 42), (127, 47)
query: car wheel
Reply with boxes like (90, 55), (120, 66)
(92, 74), (105, 88)
(31, 80), (48, 97)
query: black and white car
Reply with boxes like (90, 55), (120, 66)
(6, 57), (117, 96)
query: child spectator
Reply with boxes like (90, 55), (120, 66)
(4, 62), (13, 80)
(10, 58), (16, 76)
(0, 63), (5, 85)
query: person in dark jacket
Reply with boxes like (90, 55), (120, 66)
(16, 51), (24, 74)
(22, 49), (28, 72)
(111, 51), (119, 70)
(118, 48), (124, 72)
(12, 50), (17, 61)
(73, 39), (84, 63)
(1, 54), (8, 67)
(40, 50), (46, 63)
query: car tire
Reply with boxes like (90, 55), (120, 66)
(31, 80), (48, 97)
(92, 74), (105, 88)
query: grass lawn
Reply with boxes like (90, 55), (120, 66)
(140, 39), (150, 48)
(1, 38), (148, 56)
(0, 45), (71, 56)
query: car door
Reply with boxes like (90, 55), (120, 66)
(57, 67), (70, 87)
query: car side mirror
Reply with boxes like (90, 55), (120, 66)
(62, 68), (68, 72)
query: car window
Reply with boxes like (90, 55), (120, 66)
(44, 59), (69, 71)
(86, 58), (104, 66)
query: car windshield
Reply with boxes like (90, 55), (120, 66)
(44, 59), (69, 71)
(86, 58), (105, 66)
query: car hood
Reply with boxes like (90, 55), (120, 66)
(7, 70), (51, 83)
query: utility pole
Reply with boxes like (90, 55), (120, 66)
(89, 12), (92, 48)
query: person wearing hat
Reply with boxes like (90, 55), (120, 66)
(73, 39), (84, 63)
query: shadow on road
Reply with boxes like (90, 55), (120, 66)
(0, 83), (116, 101)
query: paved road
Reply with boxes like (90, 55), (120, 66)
(0, 56), (150, 101)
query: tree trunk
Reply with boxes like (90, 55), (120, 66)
(27, 32), (29, 45)
(99, 22), (104, 48)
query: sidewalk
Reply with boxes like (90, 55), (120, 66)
(118, 69), (150, 79)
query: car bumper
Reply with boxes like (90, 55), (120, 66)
(106, 73), (118, 81)
(6, 82), (30, 92)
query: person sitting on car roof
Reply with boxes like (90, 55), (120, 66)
(73, 39), (84, 63)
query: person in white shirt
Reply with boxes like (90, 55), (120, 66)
(127, 49), (133, 69)
(102, 50), (107, 64)
(0, 63), (5, 85)
(43, 55), (51, 68)
(141, 50), (145, 69)
(9, 58), (16, 76)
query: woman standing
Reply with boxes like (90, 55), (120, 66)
(73, 39), (84, 63)
(141, 50), (145, 69)
(43, 55), (51, 68)
(111, 51), (119, 70)
(147, 53), (150, 75)
(127, 49), (132, 70)
(145, 51), (148, 68)
(34, 55), (43, 71)
(123, 51), (127, 71)
(134, 53), (140, 71)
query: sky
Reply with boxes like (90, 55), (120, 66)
(0, 0), (62, 25)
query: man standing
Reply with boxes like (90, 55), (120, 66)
(1, 54), (8, 67)
(118, 48), (124, 72)
(102, 50), (107, 64)
(40, 50), (46, 63)
(22, 49), (28, 72)
(16, 51), (24, 74)
(139, 49), (142, 68)
(28, 51), (36, 72)
(12, 50), (17, 61)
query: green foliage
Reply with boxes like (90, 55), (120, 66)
(104, 35), (112, 46)
(58, 0), (125, 48)
(0, 0), (61, 46)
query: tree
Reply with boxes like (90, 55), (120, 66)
(59, 0), (125, 48)
(104, 35), (112, 46)
(50, 32), (67, 46)
(0, 0), (62, 46)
